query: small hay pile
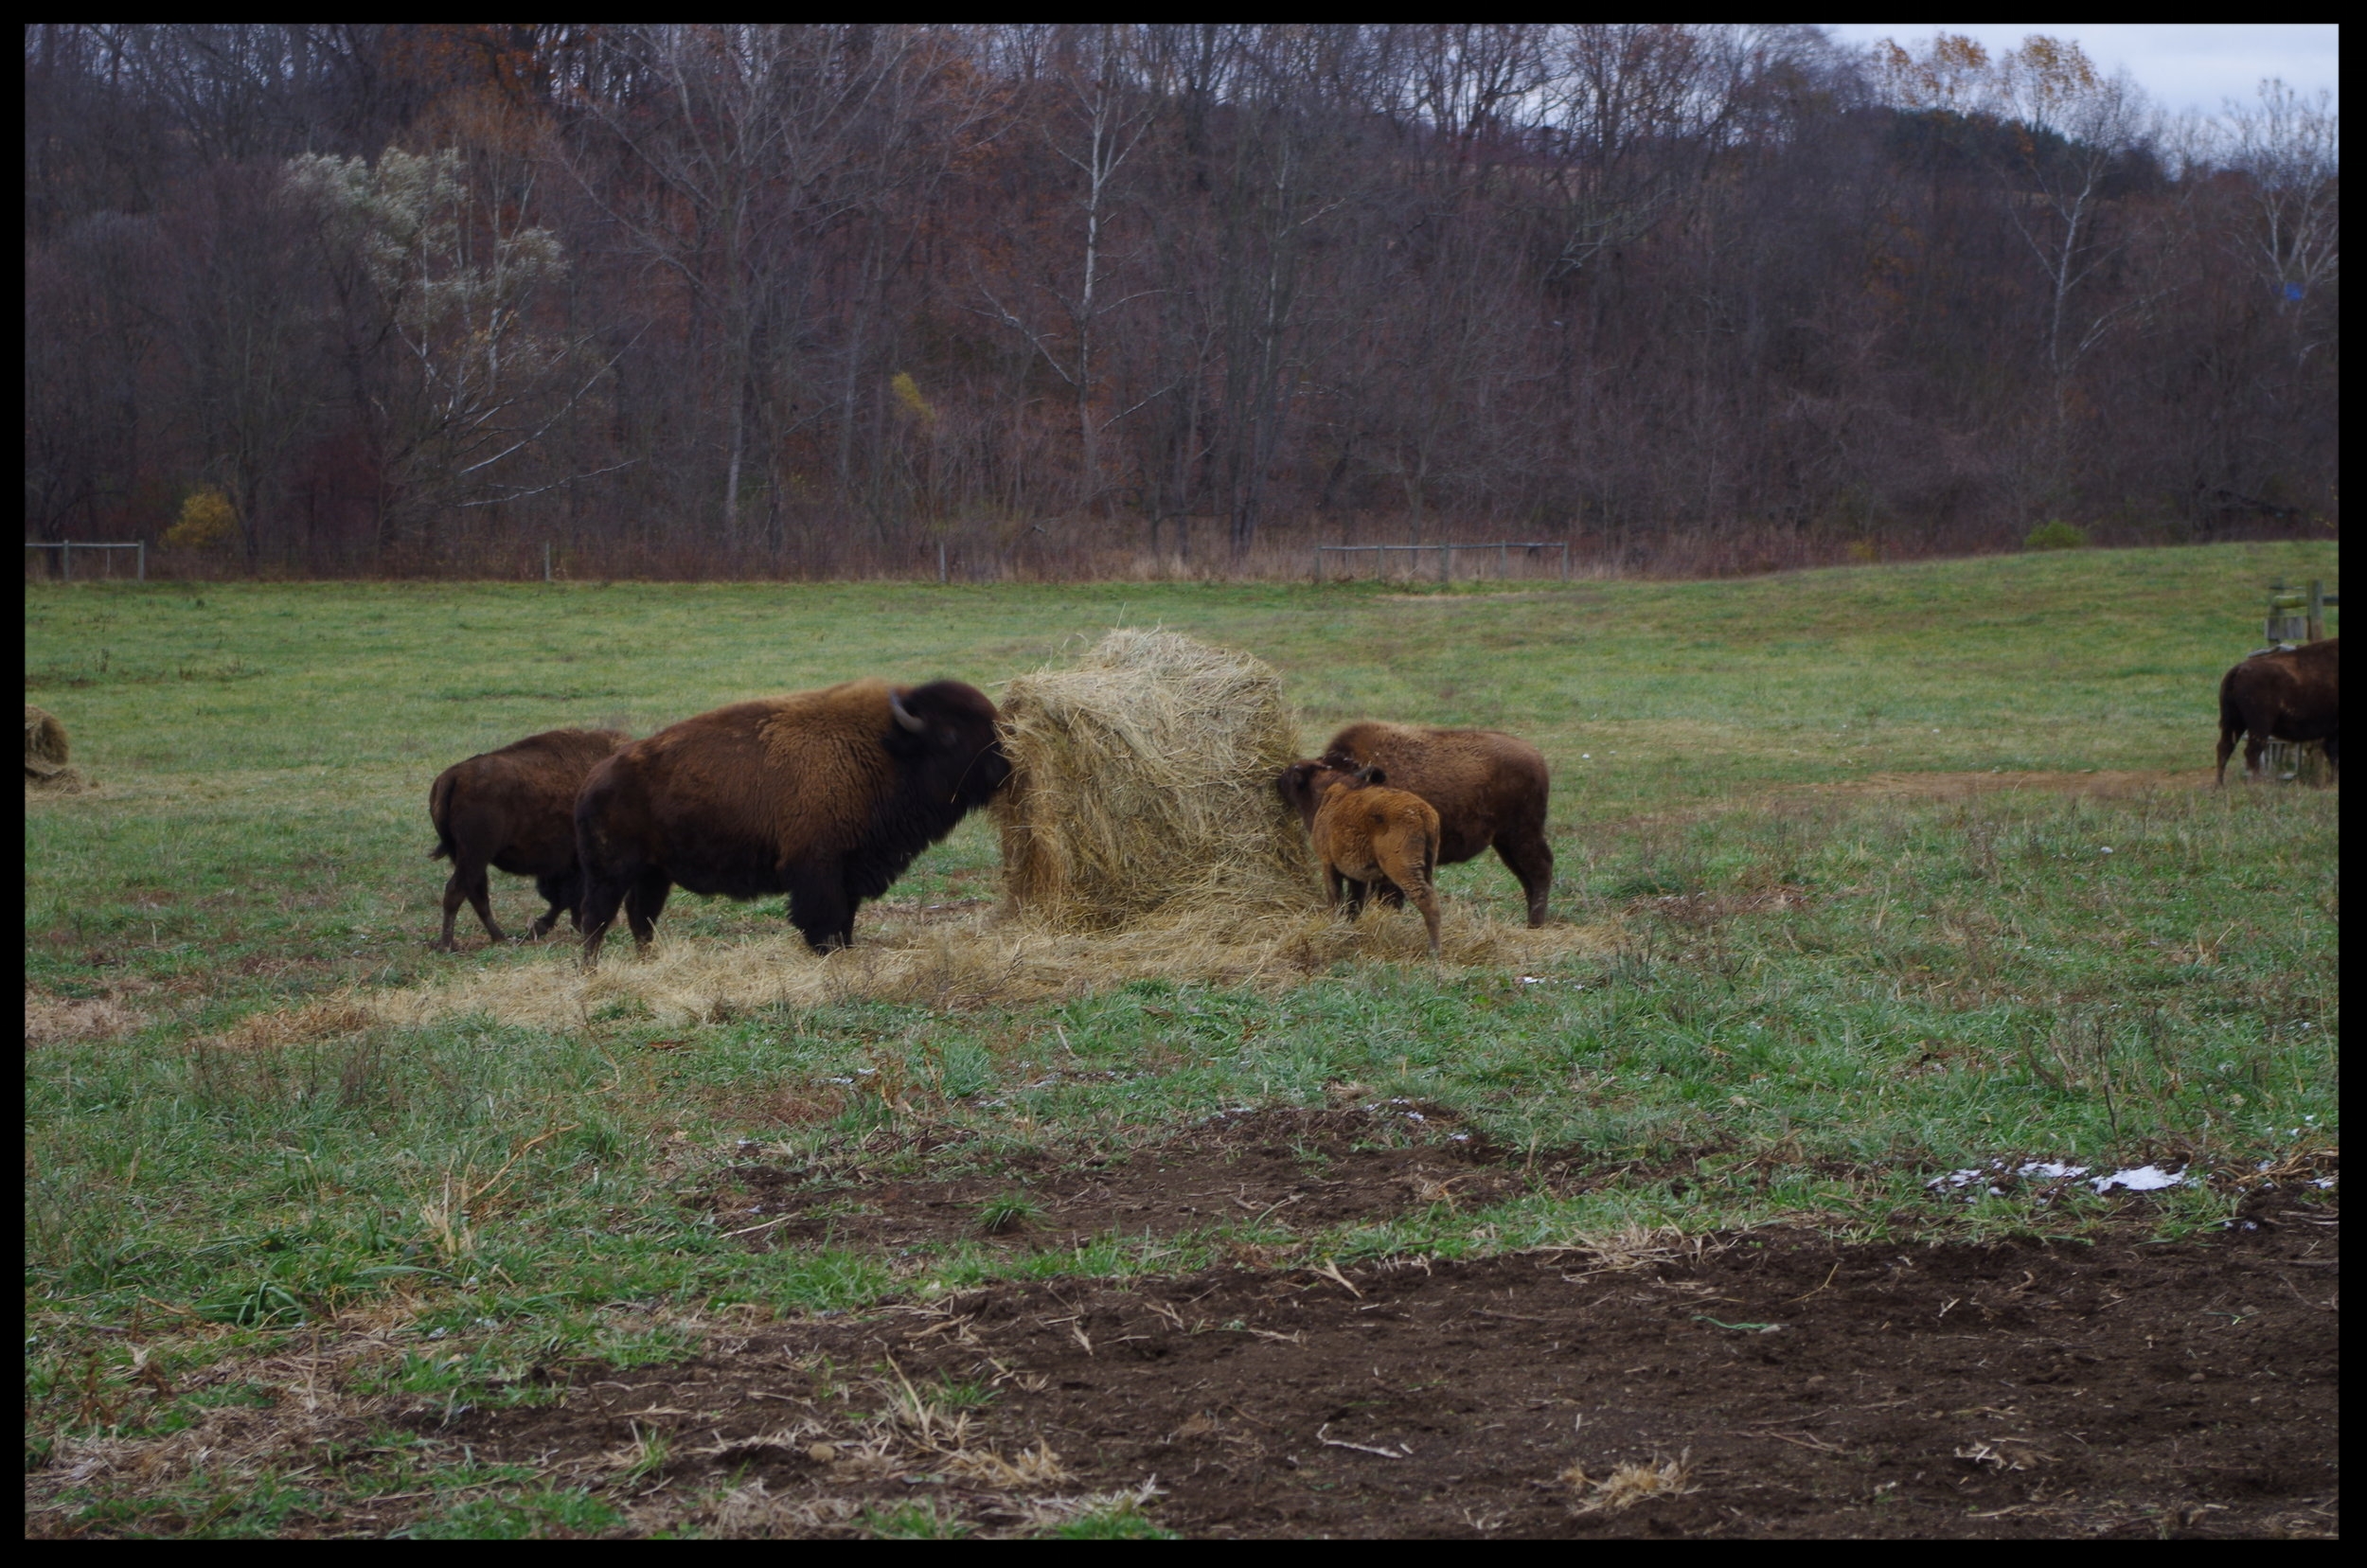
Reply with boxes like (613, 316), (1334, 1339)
(26, 704), (85, 794)
(992, 629), (1321, 931)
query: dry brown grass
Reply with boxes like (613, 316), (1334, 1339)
(336, 899), (1616, 1036)
(992, 629), (1322, 932)
(24, 989), (148, 1046)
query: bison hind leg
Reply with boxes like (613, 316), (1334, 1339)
(577, 869), (633, 970)
(1495, 831), (1554, 926)
(441, 858), (502, 950)
(624, 870), (672, 950)
(530, 868), (582, 939)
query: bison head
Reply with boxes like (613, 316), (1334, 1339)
(885, 680), (1011, 808)
(1276, 758), (1358, 826)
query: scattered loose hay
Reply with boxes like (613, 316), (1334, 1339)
(282, 900), (1617, 1038)
(25, 704), (86, 794)
(1562, 1449), (1698, 1513)
(992, 629), (1321, 931)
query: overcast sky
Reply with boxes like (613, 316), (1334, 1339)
(1819, 24), (2340, 118)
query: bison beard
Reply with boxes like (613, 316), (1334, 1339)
(573, 679), (1009, 966)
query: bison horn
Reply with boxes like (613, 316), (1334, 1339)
(889, 690), (928, 734)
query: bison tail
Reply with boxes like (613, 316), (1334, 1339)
(427, 772), (458, 860)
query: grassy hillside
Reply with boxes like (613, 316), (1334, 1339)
(24, 543), (2339, 1536)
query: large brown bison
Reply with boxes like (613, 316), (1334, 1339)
(2216, 637), (2340, 784)
(1277, 761), (1444, 955)
(428, 727), (632, 951)
(573, 678), (1008, 965)
(1310, 721), (1554, 924)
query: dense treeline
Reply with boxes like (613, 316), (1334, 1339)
(23, 25), (2340, 579)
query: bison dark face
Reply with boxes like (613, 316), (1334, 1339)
(1275, 758), (1357, 828)
(885, 679), (1012, 809)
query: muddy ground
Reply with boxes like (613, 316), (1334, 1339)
(413, 1114), (2340, 1539)
(703, 1105), (1524, 1254)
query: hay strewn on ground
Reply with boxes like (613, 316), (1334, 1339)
(25, 704), (85, 794)
(992, 629), (1322, 931)
(323, 900), (1619, 1035)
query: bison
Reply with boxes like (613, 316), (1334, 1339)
(1277, 760), (1444, 956)
(1311, 721), (1554, 924)
(573, 678), (1009, 966)
(428, 727), (633, 951)
(2216, 637), (2340, 784)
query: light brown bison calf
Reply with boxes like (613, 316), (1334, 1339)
(428, 727), (632, 950)
(2216, 637), (2339, 784)
(1315, 721), (1553, 924)
(1277, 761), (1444, 956)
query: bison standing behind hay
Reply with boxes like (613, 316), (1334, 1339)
(1316, 721), (1554, 924)
(25, 704), (85, 794)
(994, 630), (1323, 930)
(2216, 637), (2340, 784)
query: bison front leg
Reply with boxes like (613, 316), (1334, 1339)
(440, 858), (503, 950)
(787, 864), (853, 953)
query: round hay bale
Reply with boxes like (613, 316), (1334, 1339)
(993, 629), (1322, 931)
(25, 704), (85, 793)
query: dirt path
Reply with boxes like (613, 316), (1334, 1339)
(436, 1208), (2337, 1538)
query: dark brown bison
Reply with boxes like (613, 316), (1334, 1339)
(1310, 721), (1554, 924)
(1277, 761), (1444, 955)
(573, 678), (1009, 965)
(2216, 637), (2340, 784)
(428, 727), (632, 951)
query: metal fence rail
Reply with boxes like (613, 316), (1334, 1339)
(26, 541), (145, 580)
(1314, 542), (1570, 582)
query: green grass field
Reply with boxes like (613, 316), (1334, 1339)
(24, 542), (2340, 1536)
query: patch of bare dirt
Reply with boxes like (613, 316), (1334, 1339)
(705, 1106), (1518, 1252)
(429, 1207), (2340, 1537)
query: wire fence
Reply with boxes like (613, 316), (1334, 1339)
(25, 542), (146, 580)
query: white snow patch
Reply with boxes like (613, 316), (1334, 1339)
(2091, 1165), (2186, 1194)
